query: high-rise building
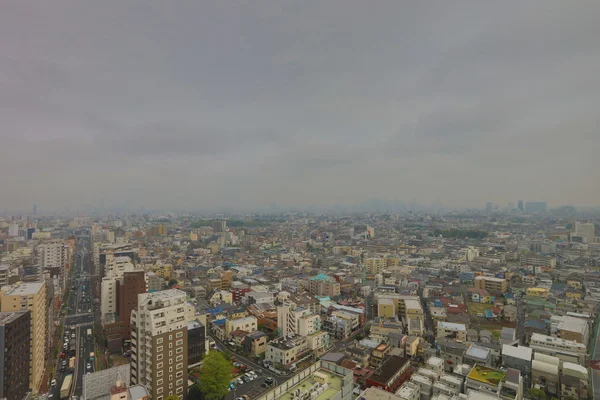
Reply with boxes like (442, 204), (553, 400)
(0, 282), (47, 393)
(8, 224), (19, 237)
(518, 200), (524, 212)
(37, 240), (72, 289)
(32, 204), (37, 216)
(0, 311), (31, 400)
(131, 289), (188, 400)
(525, 202), (547, 213)
(485, 202), (493, 213)
(212, 220), (227, 233)
(572, 221), (596, 244)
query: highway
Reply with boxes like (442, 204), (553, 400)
(49, 235), (95, 400)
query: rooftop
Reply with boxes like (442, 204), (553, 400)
(467, 365), (506, 386)
(2, 281), (44, 296)
(502, 345), (532, 361)
(278, 368), (342, 400)
(370, 356), (410, 385)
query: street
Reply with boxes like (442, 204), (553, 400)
(591, 316), (600, 400)
(49, 236), (95, 400)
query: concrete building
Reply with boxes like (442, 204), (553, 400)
(549, 315), (589, 345)
(365, 258), (387, 274)
(531, 353), (559, 396)
(529, 333), (587, 365)
(572, 221), (596, 244)
(436, 322), (467, 342)
(265, 334), (309, 368)
(0, 282), (46, 393)
(0, 311), (31, 400)
(255, 360), (353, 400)
(187, 320), (206, 367)
(405, 299), (424, 336)
(277, 302), (312, 337)
(474, 276), (508, 293)
(309, 274), (341, 297)
(225, 316), (257, 337)
(560, 362), (589, 400)
(244, 330), (267, 356)
(501, 345), (532, 375)
(212, 220), (226, 233)
(130, 289), (188, 400)
(146, 272), (164, 292)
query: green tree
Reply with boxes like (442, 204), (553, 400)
(166, 396), (180, 400)
(527, 388), (547, 400)
(199, 351), (231, 400)
(168, 279), (178, 287)
(188, 383), (203, 400)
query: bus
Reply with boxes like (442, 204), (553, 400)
(87, 328), (92, 340)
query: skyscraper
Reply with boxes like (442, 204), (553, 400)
(485, 202), (493, 213)
(0, 311), (31, 400)
(32, 204), (37, 216)
(212, 220), (226, 233)
(131, 289), (188, 400)
(518, 200), (524, 212)
(525, 202), (547, 213)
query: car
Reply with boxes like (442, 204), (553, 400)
(88, 309), (91, 313)
(72, 333), (76, 339)
(48, 394), (54, 399)
(229, 383), (236, 390)
(51, 379), (57, 386)
(60, 352), (66, 358)
(86, 363), (91, 370)
(236, 378), (243, 385)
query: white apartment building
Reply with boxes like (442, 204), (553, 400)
(101, 256), (135, 323)
(437, 322), (467, 342)
(131, 289), (188, 400)
(297, 313), (322, 336)
(225, 316), (257, 337)
(277, 302), (311, 337)
(529, 333), (587, 365)
(365, 257), (386, 274)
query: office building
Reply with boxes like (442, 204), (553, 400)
(531, 353), (559, 396)
(436, 322), (467, 342)
(0, 282), (47, 393)
(485, 203), (493, 213)
(212, 220), (226, 233)
(529, 333), (587, 365)
(405, 299), (424, 336)
(572, 221), (596, 244)
(0, 311), (31, 400)
(518, 200), (524, 212)
(365, 258), (387, 274)
(187, 320), (206, 367)
(265, 334), (309, 368)
(131, 289), (188, 400)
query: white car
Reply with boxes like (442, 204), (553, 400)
(51, 379), (57, 386)
(86, 363), (91, 370)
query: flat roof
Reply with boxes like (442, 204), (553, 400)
(3, 281), (44, 296)
(467, 365), (506, 386)
(502, 345), (532, 361)
(438, 322), (466, 331)
(279, 368), (341, 400)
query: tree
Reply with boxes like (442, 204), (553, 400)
(527, 388), (547, 400)
(165, 396), (180, 400)
(188, 383), (203, 400)
(168, 279), (178, 288)
(199, 351), (231, 400)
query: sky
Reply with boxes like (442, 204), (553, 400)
(1, 1), (599, 212)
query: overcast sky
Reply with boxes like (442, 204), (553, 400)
(2, 1), (599, 212)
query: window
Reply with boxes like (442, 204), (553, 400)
(169, 383), (173, 389)
(157, 379), (163, 385)
(157, 371), (163, 377)
(176, 347), (183, 354)
(176, 371), (183, 378)
(157, 362), (163, 369)
(169, 358), (173, 364)
(176, 339), (183, 346)
(157, 338), (163, 344)
(169, 351), (173, 357)
(157, 346), (163, 352)
(157, 354), (163, 361)
(169, 335), (172, 340)
(176, 379), (183, 386)
(157, 396), (163, 400)
(169, 343), (173, 348)
(176, 363), (183, 369)
(176, 387), (183, 394)
(176, 332), (183, 338)
(176, 355), (183, 362)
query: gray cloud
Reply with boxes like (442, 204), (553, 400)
(1, 1), (599, 211)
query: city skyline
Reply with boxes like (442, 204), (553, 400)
(2, 1), (600, 211)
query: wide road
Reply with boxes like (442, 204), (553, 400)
(49, 236), (94, 400)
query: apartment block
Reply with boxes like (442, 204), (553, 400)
(225, 316), (257, 337)
(265, 334), (309, 368)
(0, 311), (31, 400)
(131, 289), (188, 400)
(529, 333), (587, 365)
(365, 258), (387, 274)
(405, 299), (424, 336)
(436, 322), (467, 342)
(309, 274), (341, 297)
(474, 276), (508, 293)
(0, 282), (47, 394)
(550, 315), (589, 345)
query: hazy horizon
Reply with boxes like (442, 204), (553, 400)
(2, 1), (600, 211)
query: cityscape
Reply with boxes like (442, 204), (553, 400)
(2, 2), (600, 400)
(1, 207), (600, 400)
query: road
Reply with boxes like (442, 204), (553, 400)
(49, 236), (95, 400)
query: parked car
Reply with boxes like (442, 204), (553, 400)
(51, 379), (57, 386)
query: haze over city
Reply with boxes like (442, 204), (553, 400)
(2, 1), (600, 212)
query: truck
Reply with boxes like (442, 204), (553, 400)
(68, 357), (75, 370)
(87, 328), (92, 340)
(89, 352), (95, 361)
(60, 374), (73, 400)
